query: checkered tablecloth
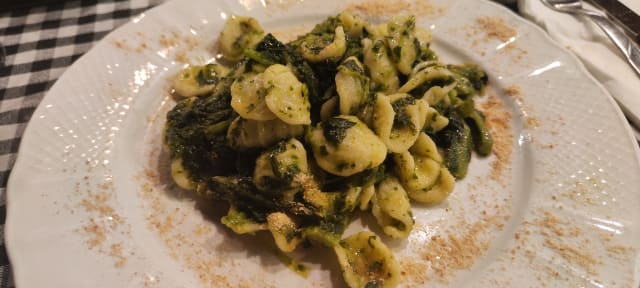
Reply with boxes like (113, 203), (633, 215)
(0, 1), (164, 286)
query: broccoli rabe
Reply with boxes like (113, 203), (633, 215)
(164, 93), (237, 184)
(447, 63), (488, 98)
(465, 109), (493, 156)
(447, 97), (493, 157)
(435, 113), (472, 179)
(207, 176), (280, 221)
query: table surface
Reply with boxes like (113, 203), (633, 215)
(0, 0), (636, 287)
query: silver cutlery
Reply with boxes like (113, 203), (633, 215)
(541, 0), (640, 77)
(586, 0), (640, 45)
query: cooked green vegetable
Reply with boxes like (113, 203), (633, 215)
(206, 176), (279, 221)
(450, 98), (493, 156)
(447, 63), (488, 98)
(435, 114), (473, 179)
(466, 109), (493, 156)
(164, 93), (237, 187)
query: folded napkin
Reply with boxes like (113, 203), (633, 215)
(519, 0), (640, 130)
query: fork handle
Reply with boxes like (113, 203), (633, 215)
(587, 13), (640, 77)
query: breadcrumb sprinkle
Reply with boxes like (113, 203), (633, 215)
(345, 0), (444, 18)
(480, 92), (513, 183)
(475, 17), (516, 42)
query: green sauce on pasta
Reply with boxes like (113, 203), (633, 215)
(163, 11), (492, 288)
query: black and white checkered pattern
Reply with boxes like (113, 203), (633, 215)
(0, 1), (164, 286)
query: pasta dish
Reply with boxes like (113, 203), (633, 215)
(163, 12), (492, 287)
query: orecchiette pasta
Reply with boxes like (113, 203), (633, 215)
(320, 96), (339, 122)
(359, 184), (375, 210)
(410, 132), (443, 163)
(219, 16), (264, 61)
(335, 56), (369, 115)
(227, 117), (303, 149)
(300, 26), (347, 63)
(406, 167), (455, 203)
(387, 15), (418, 75)
(334, 231), (401, 288)
(363, 38), (400, 93)
(173, 64), (222, 97)
(395, 132), (455, 203)
(365, 22), (388, 39)
(301, 186), (334, 217)
(170, 157), (195, 190)
(253, 138), (309, 191)
(253, 153), (278, 191)
(342, 186), (363, 213)
(308, 115), (387, 176)
(267, 212), (302, 252)
(393, 150), (441, 193)
(371, 176), (414, 238)
(230, 72), (276, 121)
(373, 93), (428, 153)
(414, 27), (432, 48)
(423, 82), (455, 106)
(424, 106), (450, 133)
(398, 65), (453, 94)
(263, 64), (311, 125)
(338, 12), (366, 37)
(270, 139), (309, 178)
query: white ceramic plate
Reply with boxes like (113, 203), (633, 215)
(6, 0), (640, 287)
